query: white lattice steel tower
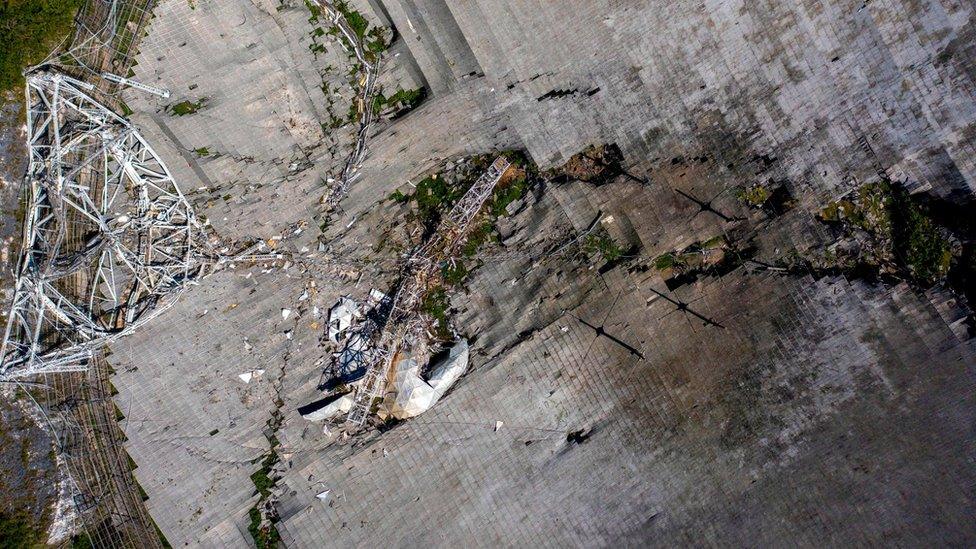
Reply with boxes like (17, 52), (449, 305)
(0, 70), (209, 381)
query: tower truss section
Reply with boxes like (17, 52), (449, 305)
(0, 70), (209, 380)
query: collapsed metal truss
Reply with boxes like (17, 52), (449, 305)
(0, 70), (208, 380)
(346, 157), (512, 426)
(314, 0), (382, 210)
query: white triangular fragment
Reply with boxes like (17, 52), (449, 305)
(327, 297), (358, 343)
(494, 421), (504, 432)
(316, 490), (330, 501)
(281, 308), (292, 320)
(239, 372), (253, 384)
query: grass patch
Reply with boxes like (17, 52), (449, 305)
(413, 173), (467, 233)
(304, 0), (320, 22)
(736, 182), (770, 207)
(462, 220), (495, 258)
(365, 26), (389, 55)
(388, 189), (408, 203)
(152, 518), (173, 549)
(0, 0), (83, 94)
(247, 507), (280, 549)
(491, 174), (528, 217)
(653, 252), (679, 271)
(817, 180), (952, 286)
(169, 98), (206, 116)
(702, 234), (726, 249)
(373, 87), (425, 116)
(137, 481), (149, 501)
(891, 189), (952, 284)
(334, 0), (368, 39)
(194, 147), (210, 157)
(441, 261), (468, 286)
(0, 510), (39, 547)
(583, 234), (622, 262)
(249, 452), (279, 498)
(421, 286), (451, 340)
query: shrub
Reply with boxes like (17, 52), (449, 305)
(0, 510), (38, 548)
(583, 234), (622, 262)
(892, 190), (952, 285)
(0, 0), (83, 94)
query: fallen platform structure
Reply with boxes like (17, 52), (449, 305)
(0, 70), (209, 380)
(345, 156), (512, 426)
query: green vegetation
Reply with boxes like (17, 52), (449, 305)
(817, 181), (952, 286)
(490, 174), (528, 217)
(246, 408), (282, 548)
(820, 199), (857, 223)
(736, 182), (771, 207)
(441, 261), (468, 286)
(137, 482), (149, 501)
(169, 99), (206, 116)
(304, 0), (321, 22)
(154, 520), (172, 549)
(247, 507), (280, 549)
(891, 189), (952, 284)
(0, 510), (37, 548)
(365, 27), (389, 55)
(502, 150), (539, 178)
(820, 182), (892, 236)
(194, 147), (210, 157)
(394, 151), (538, 293)
(0, 0), (83, 94)
(413, 173), (467, 231)
(388, 189), (408, 203)
(583, 234), (623, 262)
(334, 0), (367, 39)
(653, 252), (681, 271)
(373, 87), (425, 115)
(70, 532), (94, 548)
(701, 234), (727, 250)
(652, 234), (733, 278)
(421, 286), (451, 339)
(250, 452), (279, 498)
(461, 220), (495, 258)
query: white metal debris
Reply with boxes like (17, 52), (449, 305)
(386, 339), (470, 419)
(301, 393), (355, 422)
(327, 297), (360, 343)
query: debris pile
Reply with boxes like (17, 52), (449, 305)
(302, 158), (512, 429)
